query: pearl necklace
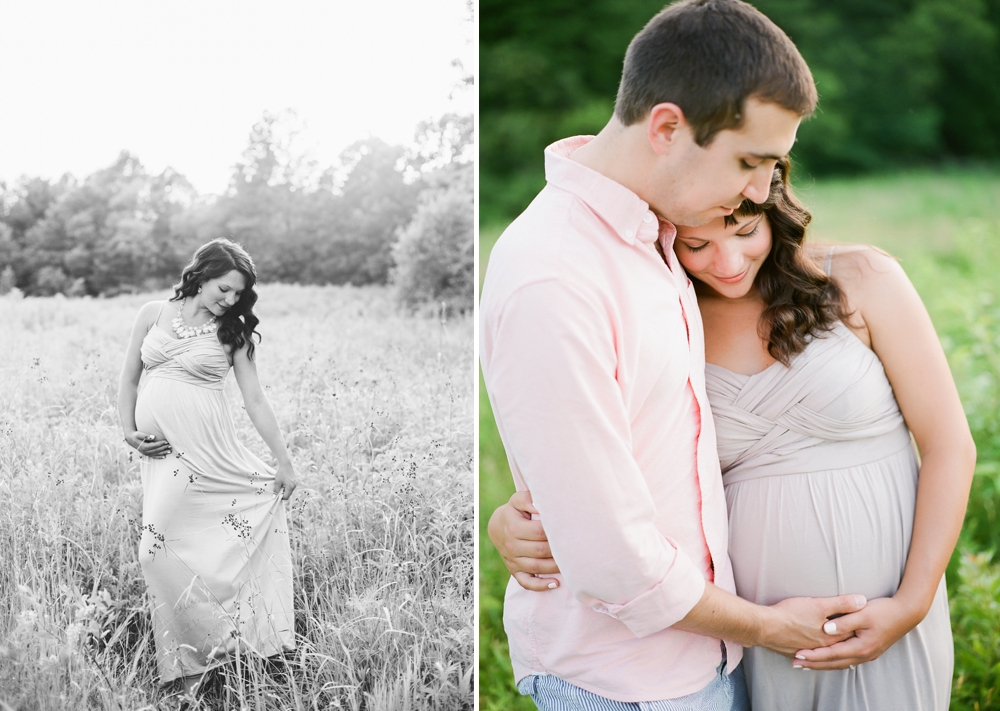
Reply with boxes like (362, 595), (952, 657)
(172, 301), (218, 339)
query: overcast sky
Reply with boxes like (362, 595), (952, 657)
(0, 0), (474, 196)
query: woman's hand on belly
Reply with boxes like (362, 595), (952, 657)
(790, 596), (922, 670)
(125, 430), (172, 459)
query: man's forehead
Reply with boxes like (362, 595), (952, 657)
(728, 99), (802, 154)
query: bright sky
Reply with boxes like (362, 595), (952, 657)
(0, 0), (474, 196)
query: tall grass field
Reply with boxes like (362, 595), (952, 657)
(0, 284), (474, 710)
(479, 168), (1000, 711)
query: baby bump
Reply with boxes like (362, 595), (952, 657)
(137, 376), (222, 431)
(134, 379), (166, 437)
(724, 445), (918, 605)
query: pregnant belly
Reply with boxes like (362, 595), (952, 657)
(135, 376), (224, 441)
(724, 447), (918, 606)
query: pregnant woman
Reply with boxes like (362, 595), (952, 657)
(489, 160), (974, 709)
(117, 238), (297, 698)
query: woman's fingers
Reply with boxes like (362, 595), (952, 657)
(511, 571), (560, 592)
(140, 438), (172, 458)
(509, 490), (539, 516)
(509, 516), (549, 543)
(274, 476), (297, 500)
(793, 637), (870, 670)
(512, 554), (560, 576)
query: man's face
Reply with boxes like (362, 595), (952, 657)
(646, 97), (801, 227)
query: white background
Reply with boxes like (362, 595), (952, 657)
(0, 0), (474, 195)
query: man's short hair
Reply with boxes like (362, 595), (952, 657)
(615, 0), (817, 145)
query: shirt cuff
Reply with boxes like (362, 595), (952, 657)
(599, 544), (707, 638)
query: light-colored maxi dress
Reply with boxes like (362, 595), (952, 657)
(708, 318), (953, 710)
(134, 319), (294, 683)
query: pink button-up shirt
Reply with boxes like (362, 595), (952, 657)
(480, 136), (741, 702)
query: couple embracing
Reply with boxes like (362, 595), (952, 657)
(479, 1), (975, 709)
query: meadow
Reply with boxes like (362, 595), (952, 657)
(479, 168), (1000, 711)
(0, 284), (474, 710)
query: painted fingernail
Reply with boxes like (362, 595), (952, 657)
(795, 654), (806, 660)
(793, 665), (802, 669)
(824, 621), (838, 634)
(803, 668), (812, 671)
(547, 582), (558, 589)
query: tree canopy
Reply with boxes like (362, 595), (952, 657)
(0, 112), (473, 313)
(480, 0), (1000, 222)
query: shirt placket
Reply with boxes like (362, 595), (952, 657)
(664, 244), (717, 582)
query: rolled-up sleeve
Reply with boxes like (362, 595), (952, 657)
(482, 278), (706, 637)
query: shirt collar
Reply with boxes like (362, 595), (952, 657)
(544, 136), (677, 250)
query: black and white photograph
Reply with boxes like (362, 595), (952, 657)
(0, 1), (474, 709)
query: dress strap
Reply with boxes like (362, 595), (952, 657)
(824, 246), (836, 277)
(147, 300), (167, 333)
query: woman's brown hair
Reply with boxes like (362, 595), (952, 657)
(728, 158), (851, 365)
(170, 238), (262, 360)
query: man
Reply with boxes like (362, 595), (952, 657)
(479, 1), (867, 708)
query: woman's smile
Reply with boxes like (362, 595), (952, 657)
(713, 267), (751, 284)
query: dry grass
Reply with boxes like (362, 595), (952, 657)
(0, 283), (473, 710)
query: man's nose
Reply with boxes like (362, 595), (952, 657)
(741, 168), (771, 204)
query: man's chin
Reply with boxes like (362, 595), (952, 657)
(671, 212), (717, 228)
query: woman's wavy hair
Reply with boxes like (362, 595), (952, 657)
(726, 158), (850, 365)
(170, 238), (262, 360)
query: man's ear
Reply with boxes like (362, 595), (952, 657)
(647, 103), (687, 155)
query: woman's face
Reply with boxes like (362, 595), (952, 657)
(673, 212), (772, 299)
(198, 269), (247, 316)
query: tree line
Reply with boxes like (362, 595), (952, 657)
(0, 112), (473, 313)
(481, 0), (1000, 222)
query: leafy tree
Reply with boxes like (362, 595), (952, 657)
(0, 110), (468, 295)
(304, 137), (417, 285)
(480, 0), (1000, 222)
(392, 164), (474, 314)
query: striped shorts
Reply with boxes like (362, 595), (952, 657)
(516, 649), (749, 711)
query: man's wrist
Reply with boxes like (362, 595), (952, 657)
(748, 602), (777, 649)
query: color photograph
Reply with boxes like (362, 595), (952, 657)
(479, 1), (1000, 710)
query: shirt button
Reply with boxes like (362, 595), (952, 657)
(643, 213), (654, 223)
(625, 229), (634, 238)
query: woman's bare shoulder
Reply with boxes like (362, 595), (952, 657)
(824, 244), (913, 318)
(822, 243), (901, 284)
(134, 300), (169, 328)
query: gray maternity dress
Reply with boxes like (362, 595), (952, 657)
(135, 314), (295, 683)
(708, 318), (953, 710)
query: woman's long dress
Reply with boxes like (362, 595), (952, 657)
(708, 321), (953, 710)
(134, 322), (294, 684)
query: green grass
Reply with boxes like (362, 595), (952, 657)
(0, 284), (473, 710)
(479, 167), (1000, 711)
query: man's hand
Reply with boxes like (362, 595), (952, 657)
(789, 596), (921, 670)
(488, 491), (561, 591)
(762, 594), (869, 658)
(675, 583), (867, 652)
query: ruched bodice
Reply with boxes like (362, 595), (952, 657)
(708, 322), (910, 483)
(709, 320), (952, 710)
(141, 325), (230, 389)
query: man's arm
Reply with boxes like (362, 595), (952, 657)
(483, 278), (707, 632)
(489, 491), (866, 655)
(483, 278), (867, 645)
